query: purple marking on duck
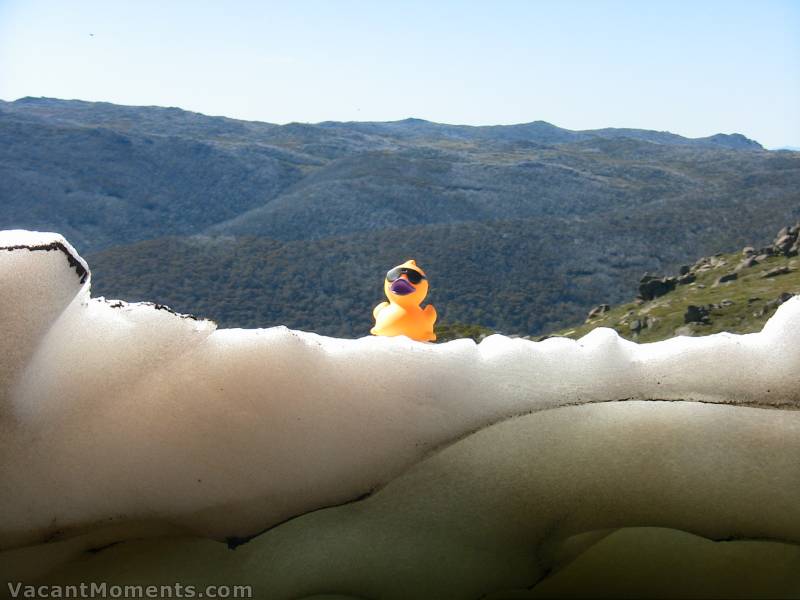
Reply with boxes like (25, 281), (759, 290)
(390, 279), (415, 295)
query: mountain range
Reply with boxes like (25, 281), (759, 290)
(2, 97), (799, 336)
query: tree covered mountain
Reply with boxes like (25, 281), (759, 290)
(2, 97), (799, 336)
(86, 216), (798, 338)
(2, 97), (789, 250)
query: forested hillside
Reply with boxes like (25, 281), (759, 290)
(3, 97), (799, 336)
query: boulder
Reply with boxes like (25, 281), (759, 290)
(774, 234), (797, 256)
(755, 293), (796, 317)
(639, 274), (677, 301)
(735, 256), (758, 271)
(762, 266), (791, 278)
(673, 325), (696, 336)
(714, 273), (738, 286)
(586, 304), (610, 320)
(693, 257), (711, 269)
(684, 305), (711, 324)
(677, 273), (696, 285)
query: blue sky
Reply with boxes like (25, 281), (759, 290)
(1, 0), (798, 148)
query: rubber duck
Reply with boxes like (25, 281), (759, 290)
(371, 259), (437, 342)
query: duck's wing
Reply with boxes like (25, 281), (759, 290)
(373, 301), (389, 319)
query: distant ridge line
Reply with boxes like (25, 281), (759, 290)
(1, 96), (763, 150)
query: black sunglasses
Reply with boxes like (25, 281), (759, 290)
(386, 267), (427, 285)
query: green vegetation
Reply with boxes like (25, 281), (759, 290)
(551, 251), (799, 342)
(89, 221), (610, 338)
(89, 223), (800, 341)
(5, 98), (800, 339)
(2, 97), (799, 254)
(434, 322), (495, 343)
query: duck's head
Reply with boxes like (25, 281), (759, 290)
(383, 259), (429, 306)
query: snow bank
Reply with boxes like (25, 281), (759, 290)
(4, 402), (800, 599)
(1, 230), (799, 582)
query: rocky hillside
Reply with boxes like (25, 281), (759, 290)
(549, 223), (800, 343)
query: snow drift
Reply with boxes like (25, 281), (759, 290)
(1, 229), (799, 597)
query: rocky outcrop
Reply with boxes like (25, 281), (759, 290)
(735, 256), (759, 272)
(756, 222), (800, 259)
(684, 305), (711, 324)
(631, 223), (798, 306)
(773, 224), (799, 257)
(692, 255), (729, 273)
(753, 292), (796, 317)
(629, 315), (657, 333)
(714, 273), (738, 286)
(762, 266), (791, 278)
(638, 274), (677, 301)
(586, 304), (610, 320)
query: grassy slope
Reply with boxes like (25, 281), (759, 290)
(554, 251), (799, 342)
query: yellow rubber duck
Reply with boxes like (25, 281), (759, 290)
(371, 259), (437, 342)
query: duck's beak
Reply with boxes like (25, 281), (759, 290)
(390, 278), (415, 295)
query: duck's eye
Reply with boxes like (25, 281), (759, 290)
(386, 268), (403, 282)
(405, 270), (425, 284)
(386, 268), (426, 284)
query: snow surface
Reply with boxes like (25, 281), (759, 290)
(1, 230), (799, 588)
(3, 403), (800, 598)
